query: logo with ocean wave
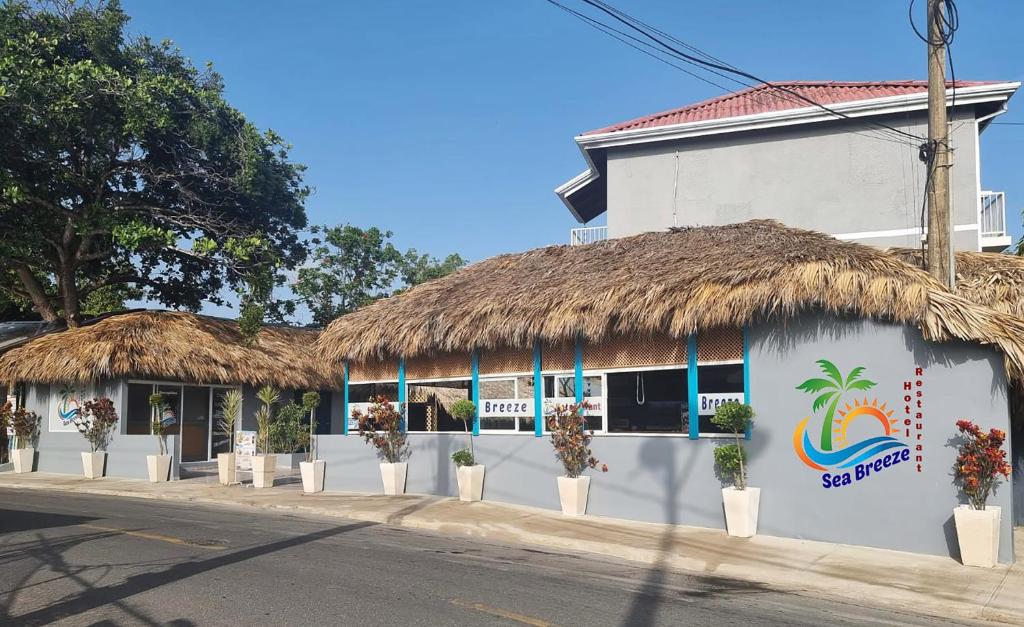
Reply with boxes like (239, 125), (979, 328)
(793, 360), (909, 487)
(57, 385), (83, 426)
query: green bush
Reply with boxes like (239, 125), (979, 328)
(710, 402), (753, 434)
(451, 448), (475, 467)
(269, 401), (310, 454)
(713, 443), (747, 488)
(710, 402), (755, 490)
(450, 399), (475, 422)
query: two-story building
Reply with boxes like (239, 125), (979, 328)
(557, 80), (1018, 252)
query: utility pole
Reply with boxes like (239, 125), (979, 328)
(925, 0), (954, 288)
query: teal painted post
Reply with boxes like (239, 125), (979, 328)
(471, 349), (480, 436)
(574, 335), (584, 404)
(533, 340), (543, 437)
(342, 361), (350, 435)
(688, 334), (699, 440)
(398, 358), (406, 433)
(743, 325), (752, 440)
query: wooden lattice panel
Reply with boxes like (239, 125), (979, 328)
(405, 351), (472, 380)
(697, 327), (744, 363)
(542, 341), (576, 372)
(480, 345), (533, 375)
(349, 359), (397, 383)
(583, 333), (687, 369)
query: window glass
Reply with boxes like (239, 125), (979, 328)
(544, 375), (603, 432)
(607, 369), (687, 433)
(348, 382), (399, 403)
(156, 385), (182, 437)
(479, 377), (534, 431)
(697, 364), (744, 435)
(407, 380), (471, 432)
(126, 383), (152, 435)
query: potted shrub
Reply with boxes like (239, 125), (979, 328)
(216, 389), (242, 485)
(299, 391), (325, 494)
(146, 393), (171, 482)
(354, 395), (409, 495)
(73, 397), (118, 479)
(251, 386), (279, 489)
(952, 419), (1012, 567)
(712, 402), (758, 537)
(450, 399), (484, 502)
(547, 401), (607, 516)
(4, 402), (40, 473)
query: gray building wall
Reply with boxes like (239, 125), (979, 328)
(605, 110), (982, 250)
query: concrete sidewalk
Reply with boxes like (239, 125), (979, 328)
(2, 471), (1021, 625)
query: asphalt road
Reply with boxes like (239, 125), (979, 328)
(0, 488), (984, 626)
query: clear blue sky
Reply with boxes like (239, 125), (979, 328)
(120, 0), (1024, 320)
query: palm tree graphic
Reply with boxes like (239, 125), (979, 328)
(796, 360), (876, 451)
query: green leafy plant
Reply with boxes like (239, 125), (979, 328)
(451, 448), (475, 467)
(796, 360), (875, 451)
(450, 399), (477, 465)
(269, 402), (309, 454)
(546, 402), (607, 478)
(148, 393), (167, 455)
(302, 391), (322, 463)
(953, 419), (1012, 510)
(354, 396), (409, 463)
(75, 397), (119, 452)
(217, 389), (243, 454)
(254, 386), (280, 455)
(711, 402), (755, 489)
(2, 401), (40, 450)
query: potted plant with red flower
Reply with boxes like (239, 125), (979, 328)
(354, 395), (409, 495)
(74, 397), (119, 479)
(547, 401), (607, 516)
(952, 419), (1012, 567)
(3, 402), (40, 474)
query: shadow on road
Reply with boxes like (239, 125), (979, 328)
(0, 508), (99, 534)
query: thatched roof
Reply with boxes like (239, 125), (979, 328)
(890, 248), (1024, 318)
(316, 220), (1024, 380)
(0, 311), (332, 389)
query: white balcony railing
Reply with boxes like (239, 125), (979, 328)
(980, 191), (1006, 238)
(570, 226), (608, 246)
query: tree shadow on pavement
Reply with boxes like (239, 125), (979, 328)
(0, 508), (99, 534)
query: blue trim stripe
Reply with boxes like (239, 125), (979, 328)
(743, 325), (752, 440)
(687, 334), (698, 440)
(342, 361), (350, 435)
(534, 340), (543, 437)
(574, 335), (584, 404)
(471, 349), (480, 436)
(397, 358), (406, 433)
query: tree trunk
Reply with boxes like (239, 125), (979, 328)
(14, 266), (59, 322)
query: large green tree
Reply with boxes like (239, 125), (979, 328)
(0, 1), (308, 326)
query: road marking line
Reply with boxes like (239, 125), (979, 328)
(79, 524), (226, 550)
(449, 598), (556, 627)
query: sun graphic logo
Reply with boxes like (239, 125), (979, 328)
(57, 385), (83, 426)
(793, 360), (910, 488)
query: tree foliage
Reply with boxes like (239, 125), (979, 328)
(0, 1), (308, 326)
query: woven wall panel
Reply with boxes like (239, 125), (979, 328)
(583, 333), (687, 369)
(697, 327), (744, 363)
(405, 351), (472, 380)
(542, 341), (576, 372)
(480, 345), (533, 375)
(349, 360), (397, 383)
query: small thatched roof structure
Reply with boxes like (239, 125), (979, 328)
(890, 248), (1024, 319)
(316, 220), (1024, 380)
(0, 310), (332, 389)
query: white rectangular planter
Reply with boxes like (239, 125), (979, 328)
(146, 454), (172, 483)
(456, 465), (485, 502)
(11, 448), (34, 473)
(557, 475), (591, 516)
(954, 505), (1001, 567)
(722, 486), (761, 538)
(217, 453), (237, 485)
(81, 451), (106, 479)
(300, 459), (326, 494)
(251, 455), (276, 489)
(380, 462), (407, 495)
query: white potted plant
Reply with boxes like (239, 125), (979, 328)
(548, 401), (607, 516)
(299, 391), (325, 494)
(354, 395), (409, 495)
(146, 393), (171, 482)
(4, 402), (40, 474)
(216, 389), (242, 486)
(712, 402), (759, 538)
(251, 386), (278, 489)
(73, 397), (119, 479)
(450, 399), (484, 502)
(952, 419), (1012, 567)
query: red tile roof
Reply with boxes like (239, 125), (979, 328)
(582, 80), (1001, 136)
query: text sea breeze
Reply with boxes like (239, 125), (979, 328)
(821, 448), (911, 488)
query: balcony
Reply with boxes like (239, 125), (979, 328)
(980, 191), (1012, 252)
(570, 226), (608, 246)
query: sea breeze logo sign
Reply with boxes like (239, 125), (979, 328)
(793, 360), (909, 489)
(49, 384), (88, 432)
